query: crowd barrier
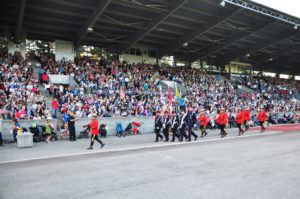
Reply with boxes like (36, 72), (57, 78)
(0, 112), (298, 142)
(0, 116), (154, 141)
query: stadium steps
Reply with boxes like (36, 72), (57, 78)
(159, 81), (187, 96)
(31, 60), (63, 120)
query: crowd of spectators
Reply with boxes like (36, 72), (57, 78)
(1, 53), (299, 125)
(0, 54), (50, 120)
(36, 56), (300, 121)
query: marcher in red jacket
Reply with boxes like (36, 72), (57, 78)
(235, 108), (244, 135)
(243, 106), (251, 131)
(257, 107), (267, 132)
(197, 110), (208, 137)
(86, 115), (105, 150)
(216, 108), (228, 137)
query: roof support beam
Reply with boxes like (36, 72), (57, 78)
(202, 20), (276, 58)
(223, 0), (300, 27)
(74, 0), (112, 49)
(158, 8), (243, 58)
(260, 48), (300, 69)
(254, 44), (300, 66)
(220, 30), (300, 64)
(112, 0), (188, 54)
(15, 0), (26, 43)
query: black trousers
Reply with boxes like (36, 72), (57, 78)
(260, 121), (266, 130)
(155, 128), (163, 141)
(219, 124), (226, 135)
(244, 120), (249, 130)
(69, 125), (76, 141)
(188, 125), (197, 141)
(163, 128), (169, 141)
(171, 128), (179, 141)
(237, 123), (243, 134)
(200, 125), (206, 133)
(90, 134), (103, 147)
(180, 126), (187, 141)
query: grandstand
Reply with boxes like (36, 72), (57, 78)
(1, 1), (300, 199)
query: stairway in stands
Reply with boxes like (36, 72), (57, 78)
(31, 60), (62, 120)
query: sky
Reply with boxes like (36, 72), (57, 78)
(250, 0), (300, 19)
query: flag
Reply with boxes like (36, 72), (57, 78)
(168, 86), (172, 114)
(176, 88), (184, 114)
(160, 86), (165, 105)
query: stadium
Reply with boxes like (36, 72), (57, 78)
(0, 0), (300, 199)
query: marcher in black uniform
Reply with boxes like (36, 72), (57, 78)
(68, 112), (79, 141)
(162, 112), (172, 142)
(186, 106), (198, 141)
(154, 111), (163, 142)
(179, 110), (188, 142)
(171, 112), (180, 142)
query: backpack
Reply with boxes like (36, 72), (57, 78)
(116, 123), (123, 134)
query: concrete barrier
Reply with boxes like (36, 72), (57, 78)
(74, 116), (155, 137)
(0, 119), (58, 141)
(0, 117), (155, 141)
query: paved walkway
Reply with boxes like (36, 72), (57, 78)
(1, 124), (299, 164)
(1, 129), (300, 199)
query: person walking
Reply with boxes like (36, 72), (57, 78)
(87, 115), (105, 150)
(162, 112), (171, 142)
(216, 108), (228, 137)
(171, 112), (180, 142)
(68, 112), (79, 141)
(243, 106), (251, 131)
(197, 109), (208, 137)
(257, 107), (267, 133)
(154, 111), (163, 142)
(186, 106), (198, 141)
(179, 109), (188, 142)
(235, 108), (244, 136)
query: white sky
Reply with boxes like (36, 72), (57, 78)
(250, 0), (300, 19)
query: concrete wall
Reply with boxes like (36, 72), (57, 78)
(74, 116), (155, 137)
(1, 119), (58, 141)
(8, 41), (26, 57)
(0, 117), (154, 141)
(120, 44), (157, 64)
(49, 75), (70, 85)
(55, 40), (75, 62)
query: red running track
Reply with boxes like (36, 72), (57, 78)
(250, 124), (300, 132)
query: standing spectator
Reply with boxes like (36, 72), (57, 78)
(41, 72), (49, 84)
(68, 112), (78, 141)
(45, 82), (51, 97)
(52, 98), (59, 118)
(45, 120), (52, 143)
(11, 119), (20, 146)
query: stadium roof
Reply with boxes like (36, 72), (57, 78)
(1, 0), (300, 74)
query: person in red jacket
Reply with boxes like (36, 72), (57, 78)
(86, 115), (105, 150)
(41, 72), (49, 84)
(197, 110), (208, 137)
(257, 107), (267, 132)
(235, 108), (244, 135)
(216, 108), (228, 137)
(243, 106), (251, 131)
(52, 98), (59, 118)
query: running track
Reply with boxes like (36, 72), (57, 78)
(250, 123), (300, 132)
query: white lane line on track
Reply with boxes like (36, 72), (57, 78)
(0, 131), (285, 165)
